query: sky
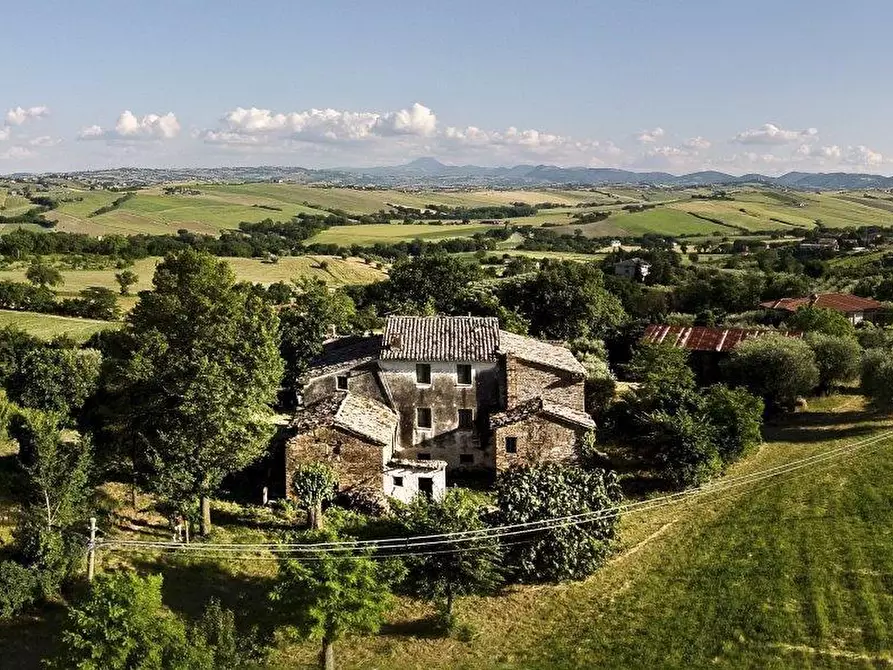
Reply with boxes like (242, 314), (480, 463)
(2, 0), (893, 175)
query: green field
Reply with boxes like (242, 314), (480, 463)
(0, 309), (118, 341)
(309, 222), (499, 246)
(5, 396), (892, 668)
(0, 255), (386, 298)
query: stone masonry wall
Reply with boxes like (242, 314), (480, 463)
(493, 415), (582, 471)
(504, 355), (586, 411)
(284, 426), (386, 498)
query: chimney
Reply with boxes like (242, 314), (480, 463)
(390, 333), (402, 350)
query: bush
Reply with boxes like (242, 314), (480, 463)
(806, 333), (862, 393)
(700, 385), (764, 464)
(649, 408), (722, 488)
(723, 335), (819, 410)
(0, 560), (38, 618)
(786, 306), (855, 338)
(861, 348), (893, 406)
(495, 463), (621, 583)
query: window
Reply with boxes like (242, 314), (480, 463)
(335, 375), (348, 391)
(456, 364), (472, 385)
(392, 476), (404, 487)
(458, 408), (474, 430)
(459, 454), (474, 465)
(417, 453), (431, 460)
(418, 477), (434, 498)
(417, 407), (432, 429)
(416, 363), (431, 385)
(505, 436), (518, 454)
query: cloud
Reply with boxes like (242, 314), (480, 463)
(636, 127), (665, 143)
(5, 105), (49, 126)
(206, 102), (436, 145)
(0, 127), (8, 142)
(0, 146), (34, 160)
(845, 144), (884, 166)
(28, 136), (62, 148)
(733, 123), (818, 145)
(683, 136), (711, 150)
(796, 144), (841, 159)
(78, 110), (181, 141)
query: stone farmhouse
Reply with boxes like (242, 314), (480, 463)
(285, 316), (594, 502)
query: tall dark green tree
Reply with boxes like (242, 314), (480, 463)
(504, 261), (625, 340)
(7, 345), (101, 421)
(395, 490), (502, 625)
(384, 252), (483, 314)
(107, 250), (283, 534)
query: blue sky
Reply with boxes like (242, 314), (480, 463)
(2, 0), (892, 174)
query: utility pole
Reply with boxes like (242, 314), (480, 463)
(87, 517), (97, 582)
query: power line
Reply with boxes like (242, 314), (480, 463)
(95, 429), (893, 559)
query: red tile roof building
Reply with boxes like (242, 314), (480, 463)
(759, 293), (883, 324)
(643, 324), (802, 353)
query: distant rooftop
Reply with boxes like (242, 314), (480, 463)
(643, 324), (802, 353)
(759, 293), (883, 314)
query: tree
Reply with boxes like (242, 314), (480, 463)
(861, 348), (893, 406)
(0, 325), (39, 386)
(291, 462), (337, 530)
(699, 385), (764, 465)
(49, 572), (209, 670)
(722, 335), (819, 410)
(107, 250), (283, 534)
(7, 345), (101, 420)
(385, 252), (483, 314)
(786, 306), (855, 338)
(270, 547), (397, 670)
(25, 258), (63, 288)
(115, 269), (139, 295)
(647, 408), (721, 488)
(9, 409), (92, 596)
(806, 333), (862, 393)
(278, 278), (356, 402)
(394, 490), (501, 626)
(61, 286), (122, 320)
(504, 261), (626, 340)
(495, 463), (622, 583)
(192, 597), (264, 669)
(0, 560), (38, 619)
(626, 342), (696, 410)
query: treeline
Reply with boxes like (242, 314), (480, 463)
(392, 202), (537, 220)
(88, 192), (135, 217)
(0, 280), (120, 320)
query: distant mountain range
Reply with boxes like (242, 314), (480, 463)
(10, 158), (893, 190)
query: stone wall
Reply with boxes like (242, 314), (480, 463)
(284, 425), (386, 497)
(503, 355), (586, 411)
(303, 364), (388, 407)
(492, 414), (581, 471)
(379, 360), (500, 469)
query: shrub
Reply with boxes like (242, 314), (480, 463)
(723, 335), (819, 410)
(648, 408), (722, 488)
(700, 385), (764, 464)
(861, 348), (893, 406)
(786, 305), (855, 338)
(806, 333), (862, 393)
(495, 463), (621, 583)
(0, 560), (38, 618)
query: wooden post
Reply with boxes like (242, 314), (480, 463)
(87, 517), (97, 582)
(262, 486), (269, 506)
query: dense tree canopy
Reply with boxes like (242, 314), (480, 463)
(786, 306), (855, 338)
(723, 335), (819, 410)
(107, 250), (283, 533)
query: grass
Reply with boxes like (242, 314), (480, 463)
(0, 309), (118, 341)
(0, 256), (386, 301)
(309, 223), (499, 246)
(6, 395), (893, 668)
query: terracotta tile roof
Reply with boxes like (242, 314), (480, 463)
(381, 316), (500, 362)
(489, 396), (596, 430)
(759, 293), (883, 314)
(642, 324), (802, 353)
(498, 330), (585, 375)
(305, 335), (382, 379)
(292, 391), (397, 446)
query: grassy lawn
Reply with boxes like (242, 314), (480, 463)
(0, 309), (118, 341)
(5, 395), (893, 668)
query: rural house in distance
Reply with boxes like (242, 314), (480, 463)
(286, 316), (594, 501)
(759, 292), (883, 325)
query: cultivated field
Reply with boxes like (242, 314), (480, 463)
(0, 255), (386, 298)
(0, 310), (117, 341)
